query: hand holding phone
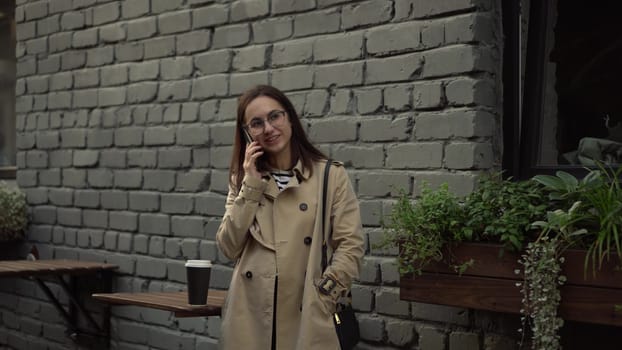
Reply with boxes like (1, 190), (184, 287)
(241, 128), (263, 178)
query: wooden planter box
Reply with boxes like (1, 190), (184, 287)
(400, 242), (622, 327)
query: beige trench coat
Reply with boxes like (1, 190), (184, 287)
(216, 159), (364, 350)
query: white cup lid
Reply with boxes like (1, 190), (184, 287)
(185, 260), (212, 267)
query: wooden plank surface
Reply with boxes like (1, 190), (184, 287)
(92, 290), (226, 317)
(401, 273), (622, 327)
(0, 259), (118, 277)
(419, 243), (622, 289)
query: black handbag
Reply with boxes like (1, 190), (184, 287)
(321, 160), (360, 350)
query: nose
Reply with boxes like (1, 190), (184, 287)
(263, 120), (276, 134)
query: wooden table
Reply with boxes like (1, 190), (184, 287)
(0, 259), (118, 345)
(0, 259), (118, 277)
(92, 290), (226, 317)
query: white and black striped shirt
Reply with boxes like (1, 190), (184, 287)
(270, 170), (294, 191)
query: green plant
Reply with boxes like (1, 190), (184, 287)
(533, 166), (622, 272)
(0, 182), (28, 242)
(461, 175), (549, 252)
(519, 202), (588, 350)
(383, 184), (464, 275)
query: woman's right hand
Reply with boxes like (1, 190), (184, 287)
(243, 141), (264, 179)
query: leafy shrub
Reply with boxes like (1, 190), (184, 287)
(384, 184), (464, 275)
(0, 182), (28, 242)
(460, 175), (549, 252)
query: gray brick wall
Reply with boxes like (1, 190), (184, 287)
(6, 0), (516, 349)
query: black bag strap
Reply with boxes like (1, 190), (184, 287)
(321, 159), (331, 273)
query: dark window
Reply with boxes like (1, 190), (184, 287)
(505, 0), (622, 178)
(0, 0), (16, 179)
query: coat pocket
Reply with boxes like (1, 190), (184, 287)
(313, 277), (337, 316)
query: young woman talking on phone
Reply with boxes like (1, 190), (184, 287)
(216, 85), (364, 350)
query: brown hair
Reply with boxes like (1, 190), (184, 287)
(229, 85), (326, 190)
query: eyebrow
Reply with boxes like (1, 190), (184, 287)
(250, 109), (280, 120)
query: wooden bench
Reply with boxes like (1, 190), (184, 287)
(92, 289), (226, 317)
(0, 259), (117, 345)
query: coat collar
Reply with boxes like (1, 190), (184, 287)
(262, 159), (309, 199)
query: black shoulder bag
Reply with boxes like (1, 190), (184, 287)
(321, 160), (360, 350)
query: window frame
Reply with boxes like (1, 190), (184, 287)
(504, 0), (600, 179)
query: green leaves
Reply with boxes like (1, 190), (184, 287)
(0, 182), (28, 242)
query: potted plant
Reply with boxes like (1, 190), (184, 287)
(0, 181), (28, 244)
(382, 168), (622, 350)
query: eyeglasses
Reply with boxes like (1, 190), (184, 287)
(244, 110), (287, 136)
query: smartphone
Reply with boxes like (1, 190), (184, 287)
(242, 128), (254, 144)
(242, 128), (265, 170)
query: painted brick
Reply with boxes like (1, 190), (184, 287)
(231, 0), (269, 22)
(332, 144), (384, 168)
(161, 194), (193, 214)
(272, 0), (315, 15)
(422, 45), (494, 78)
(387, 319), (416, 347)
(360, 115), (411, 142)
(115, 42), (144, 62)
(386, 143), (443, 169)
(176, 30), (211, 55)
(272, 66), (313, 91)
(127, 149), (156, 168)
(212, 23), (250, 49)
(143, 170), (176, 192)
(158, 10), (191, 35)
(138, 213), (169, 236)
(314, 61), (364, 88)
(195, 50), (232, 75)
(144, 37), (176, 59)
(171, 216), (206, 238)
(127, 17), (156, 41)
(101, 65), (128, 86)
(114, 169), (143, 189)
(152, 0), (183, 14)
(272, 38), (313, 67)
(194, 192), (225, 216)
(158, 148), (191, 169)
(314, 32), (363, 62)
(445, 78), (496, 107)
(93, 2), (120, 25)
(357, 171), (411, 197)
(232, 45), (267, 72)
(411, 0), (480, 19)
(414, 109), (495, 140)
(37, 15), (60, 36)
(122, 0), (150, 19)
(413, 171), (478, 197)
(366, 22), (421, 55)
(252, 17), (293, 44)
(192, 75), (229, 100)
(293, 8), (340, 37)
(445, 142), (494, 169)
(357, 314), (385, 342)
(341, 0), (392, 30)
(366, 52), (424, 83)
(129, 61), (159, 82)
(192, 4), (228, 29)
(307, 117), (357, 143)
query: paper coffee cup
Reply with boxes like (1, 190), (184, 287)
(185, 260), (212, 305)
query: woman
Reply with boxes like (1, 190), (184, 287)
(216, 85), (364, 350)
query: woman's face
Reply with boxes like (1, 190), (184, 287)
(243, 96), (293, 164)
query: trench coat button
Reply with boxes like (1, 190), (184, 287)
(299, 203), (308, 211)
(304, 236), (312, 245)
(245, 271), (253, 279)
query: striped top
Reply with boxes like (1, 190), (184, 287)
(271, 170), (294, 191)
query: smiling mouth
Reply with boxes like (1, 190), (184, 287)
(265, 135), (279, 143)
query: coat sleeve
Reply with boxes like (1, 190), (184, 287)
(321, 165), (365, 300)
(216, 175), (268, 260)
